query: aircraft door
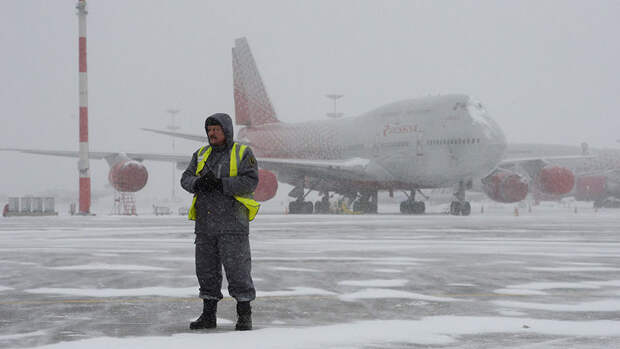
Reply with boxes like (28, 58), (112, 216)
(416, 129), (424, 156)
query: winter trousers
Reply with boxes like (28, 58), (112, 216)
(194, 234), (256, 302)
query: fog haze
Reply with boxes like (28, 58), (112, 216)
(1, 0), (619, 201)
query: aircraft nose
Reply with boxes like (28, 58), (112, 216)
(467, 98), (506, 160)
(484, 117), (507, 149)
(485, 121), (507, 161)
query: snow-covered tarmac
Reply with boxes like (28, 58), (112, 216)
(1, 206), (619, 348)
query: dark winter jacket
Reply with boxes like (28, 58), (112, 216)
(180, 113), (259, 235)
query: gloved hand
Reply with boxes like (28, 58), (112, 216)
(203, 170), (223, 193)
(195, 170), (223, 193)
(194, 174), (209, 193)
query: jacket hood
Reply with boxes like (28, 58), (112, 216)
(205, 113), (234, 148)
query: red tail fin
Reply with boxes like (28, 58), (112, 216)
(232, 37), (279, 126)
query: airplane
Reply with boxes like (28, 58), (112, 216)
(499, 143), (620, 207)
(140, 37), (591, 215)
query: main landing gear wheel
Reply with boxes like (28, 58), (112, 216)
(353, 200), (378, 214)
(450, 180), (472, 216)
(348, 190), (378, 214)
(314, 198), (330, 214)
(399, 189), (426, 214)
(400, 200), (425, 214)
(450, 201), (471, 216)
(289, 200), (313, 214)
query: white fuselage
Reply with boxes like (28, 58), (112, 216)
(242, 94), (506, 189)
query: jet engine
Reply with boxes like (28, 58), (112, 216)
(536, 166), (575, 195)
(254, 169), (278, 202)
(108, 160), (148, 192)
(575, 175), (607, 201)
(482, 170), (529, 203)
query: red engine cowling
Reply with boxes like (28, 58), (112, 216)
(537, 166), (575, 195)
(254, 169), (278, 202)
(575, 175), (607, 201)
(482, 171), (529, 203)
(108, 160), (148, 192)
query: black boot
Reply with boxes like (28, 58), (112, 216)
(235, 301), (252, 331)
(190, 299), (217, 330)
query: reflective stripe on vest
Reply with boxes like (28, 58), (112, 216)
(187, 143), (260, 221)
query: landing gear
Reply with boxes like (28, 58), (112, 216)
(288, 183), (314, 214)
(594, 197), (620, 209)
(352, 190), (378, 214)
(449, 201), (471, 215)
(400, 200), (425, 214)
(450, 180), (471, 216)
(314, 194), (330, 214)
(287, 178), (380, 214)
(289, 198), (313, 214)
(400, 190), (426, 214)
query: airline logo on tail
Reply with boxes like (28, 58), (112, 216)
(232, 38), (279, 126)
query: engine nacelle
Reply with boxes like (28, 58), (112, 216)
(482, 170), (529, 203)
(575, 175), (607, 201)
(537, 166), (575, 195)
(254, 169), (278, 202)
(108, 160), (148, 192)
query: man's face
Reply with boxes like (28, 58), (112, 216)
(207, 125), (226, 146)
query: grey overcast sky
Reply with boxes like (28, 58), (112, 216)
(1, 0), (619, 200)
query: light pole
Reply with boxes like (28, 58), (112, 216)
(167, 109), (180, 199)
(325, 94), (344, 118)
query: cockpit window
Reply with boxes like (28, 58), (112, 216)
(467, 97), (506, 144)
(466, 98), (492, 124)
(453, 102), (467, 111)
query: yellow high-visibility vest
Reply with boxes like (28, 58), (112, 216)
(188, 143), (260, 222)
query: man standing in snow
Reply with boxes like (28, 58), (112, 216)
(181, 113), (260, 331)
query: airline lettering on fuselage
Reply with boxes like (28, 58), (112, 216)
(383, 123), (418, 137)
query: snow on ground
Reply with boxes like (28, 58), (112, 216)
(496, 309), (527, 317)
(14, 316), (620, 349)
(339, 288), (460, 302)
(1, 205), (619, 348)
(47, 263), (171, 271)
(24, 286), (198, 298)
(23, 286), (335, 299)
(502, 281), (603, 290)
(493, 281), (606, 296)
(0, 331), (47, 342)
(493, 299), (620, 312)
(270, 267), (319, 272)
(338, 279), (409, 287)
(526, 266), (620, 271)
(372, 268), (402, 273)
(494, 288), (548, 296)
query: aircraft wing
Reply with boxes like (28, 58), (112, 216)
(498, 155), (596, 175)
(0, 147), (190, 163)
(499, 155), (595, 165)
(141, 128), (205, 143)
(257, 156), (396, 182)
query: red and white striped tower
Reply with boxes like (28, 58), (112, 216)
(76, 0), (91, 214)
